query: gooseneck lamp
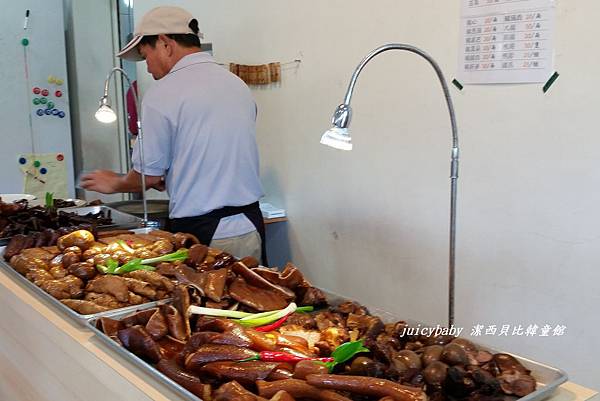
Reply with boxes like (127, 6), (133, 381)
(321, 44), (460, 327)
(95, 67), (149, 226)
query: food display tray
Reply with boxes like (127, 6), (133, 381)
(67, 205), (145, 230)
(86, 289), (568, 401)
(0, 227), (166, 325)
(88, 303), (201, 401)
(0, 205), (144, 245)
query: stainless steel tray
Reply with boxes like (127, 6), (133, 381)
(0, 205), (144, 246)
(66, 205), (144, 230)
(0, 227), (168, 324)
(327, 292), (568, 401)
(86, 289), (568, 401)
(88, 305), (201, 401)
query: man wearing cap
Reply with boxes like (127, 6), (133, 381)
(81, 6), (266, 263)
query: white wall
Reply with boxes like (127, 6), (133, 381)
(135, 0), (600, 387)
(0, 0), (75, 198)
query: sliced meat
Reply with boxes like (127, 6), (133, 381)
(25, 267), (53, 285)
(186, 243), (208, 266)
(96, 317), (123, 339)
(232, 262), (295, 300)
(118, 325), (161, 363)
(255, 263), (305, 289)
(128, 291), (146, 305)
(229, 277), (288, 312)
(68, 262), (97, 281)
(173, 232), (200, 249)
(4, 234), (28, 260)
(172, 285), (192, 337)
(125, 270), (174, 291)
(155, 262), (179, 277)
(149, 238), (175, 255)
(161, 304), (189, 341)
(200, 361), (282, 385)
(61, 299), (111, 314)
(86, 275), (129, 302)
(49, 265), (68, 279)
(10, 255), (48, 275)
(299, 286), (328, 307)
(305, 374), (427, 401)
(84, 292), (123, 308)
(123, 277), (157, 299)
(346, 313), (385, 339)
(146, 307), (169, 340)
(40, 275), (84, 299)
(174, 265), (207, 291)
(213, 380), (261, 401)
(184, 344), (257, 372)
(156, 359), (208, 398)
(204, 268), (228, 302)
(19, 247), (56, 261)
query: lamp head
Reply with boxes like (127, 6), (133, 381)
(320, 103), (353, 150)
(95, 96), (117, 123)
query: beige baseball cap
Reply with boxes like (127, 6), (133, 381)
(117, 6), (203, 62)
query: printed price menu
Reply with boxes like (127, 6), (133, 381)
(458, 0), (556, 84)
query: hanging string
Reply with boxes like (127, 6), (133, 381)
(23, 9), (36, 154)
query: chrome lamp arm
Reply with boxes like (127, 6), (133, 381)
(322, 44), (459, 327)
(96, 67), (148, 226)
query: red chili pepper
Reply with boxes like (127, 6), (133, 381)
(254, 314), (291, 332)
(239, 351), (334, 363)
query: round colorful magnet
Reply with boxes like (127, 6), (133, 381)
(56, 154), (64, 161)
(47, 76), (56, 84)
(47, 101), (55, 109)
(55, 79), (64, 85)
(33, 98), (40, 105)
(40, 168), (48, 174)
(33, 160), (41, 168)
(32, 87), (41, 95)
(52, 109), (60, 115)
(55, 90), (62, 97)
(58, 111), (65, 118)
(41, 89), (49, 96)
(36, 109), (44, 116)
(21, 38), (29, 46)
(40, 97), (47, 104)
(18, 157), (27, 165)
(44, 109), (52, 115)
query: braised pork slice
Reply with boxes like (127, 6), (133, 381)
(61, 299), (111, 314)
(40, 275), (84, 299)
(204, 268), (228, 302)
(123, 277), (157, 299)
(84, 292), (123, 309)
(86, 275), (129, 302)
(125, 270), (174, 291)
(229, 277), (288, 312)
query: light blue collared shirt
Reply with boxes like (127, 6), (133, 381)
(133, 52), (263, 238)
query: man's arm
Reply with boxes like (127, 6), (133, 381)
(80, 169), (163, 194)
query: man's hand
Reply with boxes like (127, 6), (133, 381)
(80, 170), (123, 194)
(148, 177), (166, 191)
(80, 169), (164, 194)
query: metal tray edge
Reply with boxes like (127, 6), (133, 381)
(87, 315), (202, 401)
(88, 287), (568, 401)
(322, 287), (568, 401)
(0, 248), (168, 325)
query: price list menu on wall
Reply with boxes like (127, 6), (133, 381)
(457, 0), (556, 84)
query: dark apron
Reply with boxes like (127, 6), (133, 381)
(168, 201), (267, 266)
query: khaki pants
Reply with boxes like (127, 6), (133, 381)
(210, 230), (262, 261)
